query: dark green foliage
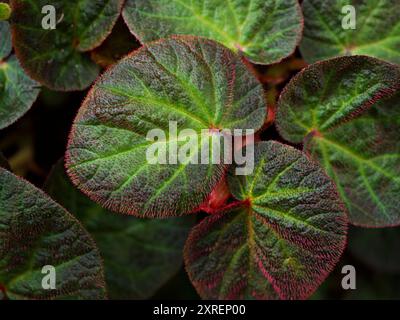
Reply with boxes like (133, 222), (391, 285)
(10, 0), (124, 91)
(276, 56), (400, 227)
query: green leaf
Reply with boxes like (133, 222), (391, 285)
(1, 20), (41, 130)
(10, 0), (124, 91)
(0, 167), (106, 300)
(66, 36), (266, 217)
(44, 159), (196, 299)
(0, 152), (10, 170)
(349, 226), (400, 274)
(276, 55), (400, 227)
(301, 0), (400, 64)
(0, 55), (41, 129)
(122, 0), (303, 65)
(0, 3), (11, 21)
(90, 18), (141, 68)
(184, 141), (347, 300)
(0, 21), (11, 60)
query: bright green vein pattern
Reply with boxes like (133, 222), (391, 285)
(301, 0), (400, 64)
(66, 36), (266, 218)
(276, 55), (400, 227)
(10, 0), (124, 91)
(122, 0), (303, 65)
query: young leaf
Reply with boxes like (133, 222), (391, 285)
(349, 226), (400, 274)
(301, 0), (400, 64)
(122, 0), (304, 65)
(0, 167), (106, 299)
(0, 21), (40, 130)
(184, 141), (348, 300)
(10, 0), (124, 91)
(45, 159), (196, 299)
(0, 21), (11, 58)
(66, 36), (266, 218)
(90, 18), (141, 68)
(276, 56), (400, 227)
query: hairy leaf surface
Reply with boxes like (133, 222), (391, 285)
(0, 2), (11, 21)
(45, 159), (195, 299)
(301, 0), (400, 64)
(276, 56), (400, 227)
(10, 0), (124, 91)
(0, 167), (106, 299)
(184, 141), (347, 300)
(90, 18), (141, 68)
(66, 36), (266, 217)
(0, 152), (9, 169)
(122, 0), (303, 65)
(0, 56), (41, 129)
(0, 21), (11, 59)
(0, 21), (40, 130)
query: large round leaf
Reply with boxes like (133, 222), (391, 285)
(0, 167), (106, 299)
(301, 0), (400, 64)
(0, 21), (40, 130)
(276, 56), (400, 227)
(10, 0), (124, 91)
(184, 141), (347, 300)
(45, 159), (195, 299)
(66, 36), (266, 218)
(122, 0), (304, 65)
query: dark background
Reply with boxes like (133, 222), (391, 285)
(1, 13), (400, 300)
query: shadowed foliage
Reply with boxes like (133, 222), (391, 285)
(301, 0), (400, 64)
(122, 0), (304, 65)
(349, 226), (400, 274)
(0, 167), (106, 299)
(0, 152), (9, 169)
(10, 0), (124, 91)
(0, 21), (40, 129)
(276, 56), (400, 227)
(66, 36), (266, 218)
(184, 141), (347, 299)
